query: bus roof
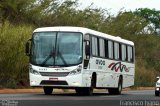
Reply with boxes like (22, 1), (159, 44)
(33, 26), (134, 46)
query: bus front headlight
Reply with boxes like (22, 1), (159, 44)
(29, 67), (40, 75)
(69, 65), (82, 75)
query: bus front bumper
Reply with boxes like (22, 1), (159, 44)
(29, 73), (84, 87)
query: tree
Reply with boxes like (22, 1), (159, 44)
(102, 11), (147, 38)
(134, 8), (160, 34)
(0, 0), (54, 25)
(0, 0), (34, 24)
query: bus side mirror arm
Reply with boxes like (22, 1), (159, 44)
(25, 39), (31, 56)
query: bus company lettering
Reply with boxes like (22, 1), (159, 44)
(108, 62), (129, 72)
(96, 59), (105, 65)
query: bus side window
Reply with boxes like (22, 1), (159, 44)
(127, 46), (130, 62)
(127, 46), (134, 62)
(92, 36), (98, 56)
(114, 42), (119, 60)
(99, 38), (105, 57)
(122, 44), (127, 61)
(108, 40), (113, 59)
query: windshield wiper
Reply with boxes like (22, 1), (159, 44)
(40, 47), (55, 66)
(57, 49), (68, 67)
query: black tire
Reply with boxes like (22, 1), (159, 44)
(75, 88), (83, 95)
(155, 91), (159, 96)
(85, 76), (95, 95)
(108, 88), (115, 95)
(43, 87), (53, 95)
(114, 78), (122, 95)
(75, 75), (95, 96)
(108, 77), (122, 95)
(84, 87), (93, 96)
(76, 87), (93, 96)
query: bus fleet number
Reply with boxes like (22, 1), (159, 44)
(96, 59), (105, 65)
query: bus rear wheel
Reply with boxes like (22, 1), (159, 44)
(43, 87), (53, 95)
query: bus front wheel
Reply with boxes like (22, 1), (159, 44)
(75, 88), (83, 95)
(75, 87), (93, 96)
(155, 91), (159, 96)
(115, 78), (122, 94)
(43, 87), (53, 95)
(108, 77), (122, 95)
(75, 76), (95, 96)
(84, 75), (96, 95)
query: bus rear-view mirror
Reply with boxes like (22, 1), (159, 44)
(25, 39), (31, 56)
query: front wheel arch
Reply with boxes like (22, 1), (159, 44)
(117, 75), (123, 94)
(91, 72), (97, 88)
(108, 76), (123, 95)
(119, 75), (123, 88)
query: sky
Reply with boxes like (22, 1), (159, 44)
(78, 0), (160, 14)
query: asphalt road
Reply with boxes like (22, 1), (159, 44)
(0, 90), (160, 106)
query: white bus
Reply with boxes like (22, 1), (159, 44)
(26, 26), (135, 95)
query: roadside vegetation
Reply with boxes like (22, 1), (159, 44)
(0, 0), (160, 88)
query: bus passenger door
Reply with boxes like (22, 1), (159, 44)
(82, 35), (92, 87)
(83, 35), (90, 69)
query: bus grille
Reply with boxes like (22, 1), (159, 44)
(39, 72), (70, 77)
(40, 81), (68, 85)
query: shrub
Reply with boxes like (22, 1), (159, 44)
(135, 59), (157, 87)
(0, 22), (33, 88)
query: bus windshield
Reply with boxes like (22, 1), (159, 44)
(31, 32), (82, 67)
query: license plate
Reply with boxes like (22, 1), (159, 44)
(49, 78), (58, 81)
